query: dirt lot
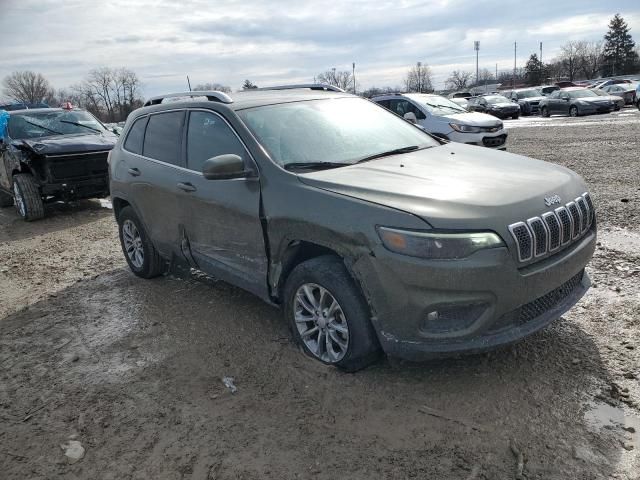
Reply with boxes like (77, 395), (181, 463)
(1, 109), (639, 479)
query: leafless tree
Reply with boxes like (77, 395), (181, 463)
(316, 69), (354, 91)
(193, 82), (232, 93)
(559, 41), (584, 81)
(70, 67), (143, 122)
(445, 70), (473, 90)
(404, 62), (433, 93)
(2, 71), (54, 104)
(579, 41), (604, 79)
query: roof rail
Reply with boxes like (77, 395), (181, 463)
(143, 91), (233, 107)
(255, 83), (345, 93)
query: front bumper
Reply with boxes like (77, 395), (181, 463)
(449, 130), (508, 150)
(353, 227), (596, 360)
(40, 175), (109, 199)
(579, 103), (614, 114)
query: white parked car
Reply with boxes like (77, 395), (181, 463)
(372, 93), (507, 150)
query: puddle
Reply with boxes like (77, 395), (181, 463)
(585, 401), (640, 450)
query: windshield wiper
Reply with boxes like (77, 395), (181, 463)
(283, 161), (351, 171)
(21, 118), (63, 135)
(356, 145), (425, 164)
(59, 120), (102, 133)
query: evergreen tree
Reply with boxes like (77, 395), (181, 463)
(602, 14), (639, 76)
(242, 80), (258, 90)
(524, 53), (544, 85)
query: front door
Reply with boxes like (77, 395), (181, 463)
(177, 109), (268, 298)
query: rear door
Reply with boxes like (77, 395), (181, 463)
(123, 110), (186, 256)
(178, 109), (268, 298)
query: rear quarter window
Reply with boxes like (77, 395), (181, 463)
(123, 116), (147, 155)
(143, 111), (185, 165)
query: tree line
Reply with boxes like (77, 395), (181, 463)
(2, 13), (637, 112)
(443, 13), (639, 91)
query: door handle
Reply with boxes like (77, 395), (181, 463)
(128, 168), (141, 177)
(177, 182), (197, 192)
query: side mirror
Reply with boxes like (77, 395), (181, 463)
(202, 154), (252, 180)
(403, 112), (418, 124)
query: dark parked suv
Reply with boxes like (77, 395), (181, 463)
(110, 86), (596, 371)
(0, 107), (116, 220)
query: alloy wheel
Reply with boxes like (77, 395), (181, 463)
(293, 283), (350, 363)
(122, 219), (144, 268)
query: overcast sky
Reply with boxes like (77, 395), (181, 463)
(1, 0), (639, 97)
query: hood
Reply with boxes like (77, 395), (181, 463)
(298, 143), (586, 232)
(520, 96), (545, 103)
(435, 111), (502, 127)
(488, 103), (519, 109)
(20, 133), (117, 155)
(575, 97), (611, 104)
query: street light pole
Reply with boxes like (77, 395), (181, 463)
(513, 41), (517, 88)
(540, 41), (543, 83)
(474, 41), (480, 88)
(352, 62), (356, 94)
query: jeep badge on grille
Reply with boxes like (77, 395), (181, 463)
(544, 194), (561, 207)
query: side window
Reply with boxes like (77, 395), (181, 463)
(143, 111), (184, 165)
(389, 99), (424, 119)
(549, 91), (559, 99)
(123, 116), (147, 155)
(186, 111), (247, 172)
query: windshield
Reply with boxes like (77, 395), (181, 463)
(237, 98), (438, 168)
(516, 90), (541, 99)
(567, 89), (598, 99)
(8, 110), (106, 140)
(409, 95), (467, 115)
(484, 95), (510, 104)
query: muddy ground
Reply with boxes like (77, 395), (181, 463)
(1, 109), (639, 479)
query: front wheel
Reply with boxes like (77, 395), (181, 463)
(283, 255), (381, 372)
(569, 106), (579, 117)
(541, 106), (550, 117)
(117, 206), (166, 278)
(13, 173), (44, 221)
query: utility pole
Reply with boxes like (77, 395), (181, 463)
(540, 42), (543, 84)
(352, 62), (356, 94)
(513, 41), (517, 88)
(495, 63), (498, 83)
(187, 75), (192, 92)
(417, 61), (422, 92)
(474, 41), (480, 88)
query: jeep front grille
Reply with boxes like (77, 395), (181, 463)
(508, 192), (594, 263)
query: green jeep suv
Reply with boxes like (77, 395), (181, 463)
(109, 85), (596, 371)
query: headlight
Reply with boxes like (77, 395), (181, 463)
(449, 123), (481, 133)
(377, 227), (504, 260)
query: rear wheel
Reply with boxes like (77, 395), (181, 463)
(284, 255), (382, 372)
(117, 206), (166, 278)
(569, 106), (579, 117)
(541, 106), (550, 117)
(12, 173), (44, 221)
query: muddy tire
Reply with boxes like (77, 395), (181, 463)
(117, 206), (166, 279)
(283, 255), (382, 372)
(541, 106), (550, 117)
(13, 173), (44, 221)
(0, 189), (13, 208)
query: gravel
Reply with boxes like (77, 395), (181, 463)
(1, 109), (639, 479)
